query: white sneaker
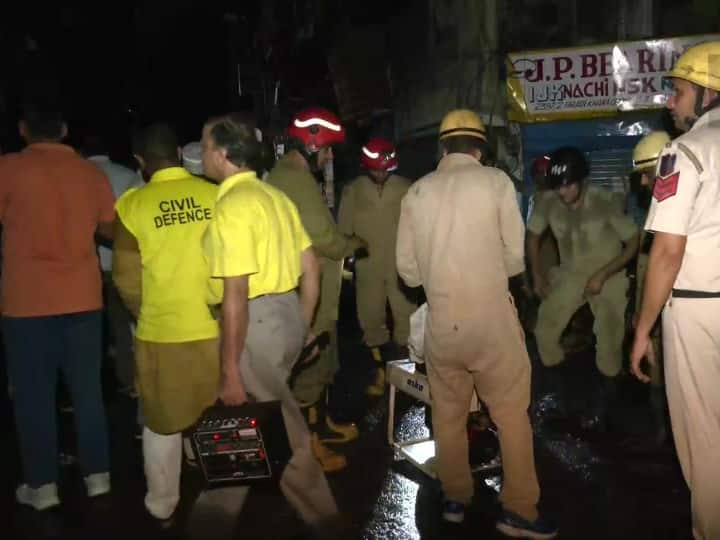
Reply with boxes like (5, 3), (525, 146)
(16, 483), (60, 511)
(84, 472), (111, 497)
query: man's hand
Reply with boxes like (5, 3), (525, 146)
(219, 374), (248, 405)
(350, 235), (369, 252)
(585, 270), (607, 296)
(533, 274), (550, 299)
(302, 332), (320, 364)
(630, 331), (656, 384)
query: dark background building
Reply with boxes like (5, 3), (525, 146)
(0, 0), (718, 162)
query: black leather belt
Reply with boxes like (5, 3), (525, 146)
(672, 289), (720, 298)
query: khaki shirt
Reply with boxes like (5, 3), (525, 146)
(265, 155), (354, 330)
(266, 155), (354, 260)
(527, 184), (637, 277)
(396, 153), (525, 317)
(338, 174), (411, 275)
(645, 108), (720, 292)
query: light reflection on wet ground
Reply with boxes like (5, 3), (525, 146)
(363, 472), (421, 540)
(362, 404), (428, 540)
(532, 393), (606, 482)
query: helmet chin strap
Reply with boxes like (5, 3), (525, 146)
(690, 85), (720, 126)
(692, 84), (706, 121)
(703, 94), (720, 116)
(304, 149), (321, 174)
(288, 138), (321, 173)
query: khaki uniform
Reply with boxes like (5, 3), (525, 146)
(532, 191), (560, 277)
(528, 185), (637, 376)
(397, 153), (540, 521)
(644, 108), (720, 540)
(338, 174), (416, 346)
(266, 156), (356, 405)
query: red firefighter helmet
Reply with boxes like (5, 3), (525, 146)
(287, 107), (346, 151)
(361, 137), (398, 171)
(531, 155), (551, 178)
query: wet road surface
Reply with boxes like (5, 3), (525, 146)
(1, 286), (693, 539)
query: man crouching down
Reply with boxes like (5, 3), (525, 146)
(200, 114), (339, 530)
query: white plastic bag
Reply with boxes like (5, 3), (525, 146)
(408, 302), (428, 364)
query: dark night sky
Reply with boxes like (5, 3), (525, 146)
(1, 3), (259, 151)
(0, 1), (414, 154)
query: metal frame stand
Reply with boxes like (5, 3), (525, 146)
(386, 359), (501, 479)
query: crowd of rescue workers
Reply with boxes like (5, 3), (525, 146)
(2, 41), (720, 540)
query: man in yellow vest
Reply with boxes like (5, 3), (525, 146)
(113, 124), (219, 522)
(201, 113), (340, 533)
(338, 137), (416, 396)
(266, 108), (367, 449)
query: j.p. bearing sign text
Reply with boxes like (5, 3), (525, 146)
(506, 34), (719, 122)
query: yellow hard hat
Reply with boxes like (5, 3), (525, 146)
(439, 109), (487, 141)
(632, 131), (671, 172)
(666, 41), (720, 92)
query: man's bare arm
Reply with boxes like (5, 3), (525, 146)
(219, 275), (250, 405)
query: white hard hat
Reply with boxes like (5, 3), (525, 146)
(182, 141), (203, 175)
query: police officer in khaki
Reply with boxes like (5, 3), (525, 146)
(266, 108), (367, 460)
(397, 109), (557, 538)
(338, 137), (415, 396)
(528, 155), (559, 285)
(630, 131), (671, 448)
(631, 42), (720, 540)
(113, 124), (219, 521)
(527, 147), (639, 428)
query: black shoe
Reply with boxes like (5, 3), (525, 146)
(144, 510), (177, 535)
(496, 510), (559, 539)
(441, 500), (466, 524)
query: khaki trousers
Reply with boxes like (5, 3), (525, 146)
(291, 327), (338, 405)
(292, 258), (343, 405)
(425, 294), (540, 521)
(355, 260), (416, 347)
(535, 269), (628, 377)
(662, 298), (720, 540)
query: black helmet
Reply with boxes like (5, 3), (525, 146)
(545, 147), (589, 189)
